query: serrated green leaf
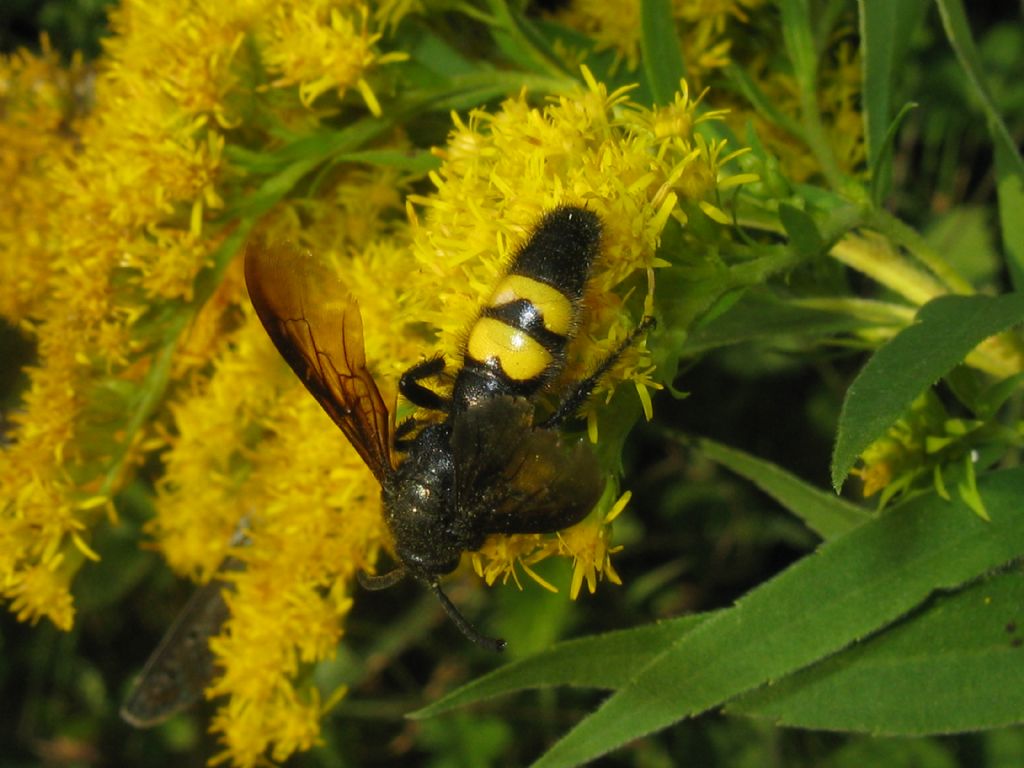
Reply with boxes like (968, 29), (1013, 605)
(640, 0), (686, 106)
(831, 293), (1024, 492)
(696, 437), (870, 540)
(728, 568), (1024, 733)
(528, 468), (1024, 768)
(412, 616), (706, 718)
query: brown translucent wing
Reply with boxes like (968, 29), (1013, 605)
(451, 397), (603, 535)
(245, 240), (393, 482)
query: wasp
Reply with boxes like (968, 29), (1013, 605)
(123, 208), (653, 725)
(244, 205), (653, 651)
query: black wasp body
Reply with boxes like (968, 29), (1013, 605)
(244, 205), (652, 650)
(381, 208), (603, 589)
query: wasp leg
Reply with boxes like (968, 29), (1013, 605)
(394, 416), (418, 451)
(430, 581), (506, 652)
(400, 355), (450, 411)
(541, 316), (656, 429)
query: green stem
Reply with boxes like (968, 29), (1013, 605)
(98, 314), (187, 499)
(729, 245), (803, 286)
(484, 0), (566, 79)
(778, 0), (845, 189)
(97, 223), (253, 501)
(451, 2), (497, 25)
(797, 86), (844, 190)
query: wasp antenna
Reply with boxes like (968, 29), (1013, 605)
(430, 582), (507, 652)
(358, 567), (407, 591)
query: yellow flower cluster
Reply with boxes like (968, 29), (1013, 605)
(261, 1), (408, 113)
(0, 0), (399, 637)
(0, 37), (80, 322)
(0, 38), (91, 631)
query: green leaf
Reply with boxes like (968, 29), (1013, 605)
(994, 129), (1024, 292)
(407, 26), (475, 78)
(825, 739), (959, 768)
(695, 437), (870, 541)
(230, 118), (392, 218)
(925, 205), (1002, 288)
(728, 568), (1024, 733)
(419, 712), (513, 768)
(412, 616), (707, 718)
(779, 203), (825, 257)
(331, 149), (441, 174)
(831, 293), (1024, 492)
(858, 0), (930, 201)
(640, 0), (686, 106)
(681, 291), (871, 356)
(867, 102), (919, 208)
(935, 0), (1024, 290)
(528, 467), (1024, 768)
(725, 64), (803, 140)
(975, 371), (1024, 420)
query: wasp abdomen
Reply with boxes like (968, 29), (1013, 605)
(456, 206), (601, 406)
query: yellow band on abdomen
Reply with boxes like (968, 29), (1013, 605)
(489, 275), (574, 336)
(466, 317), (552, 382)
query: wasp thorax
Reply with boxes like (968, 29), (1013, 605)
(382, 424), (463, 577)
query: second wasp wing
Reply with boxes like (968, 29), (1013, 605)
(121, 559), (240, 727)
(450, 397), (604, 537)
(244, 240), (393, 482)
